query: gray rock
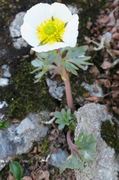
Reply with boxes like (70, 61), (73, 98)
(81, 82), (103, 97)
(75, 103), (118, 180)
(0, 113), (48, 171)
(49, 149), (68, 168)
(9, 12), (28, 49)
(2, 65), (11, 78)
(0, 64), (11, 87)
(0, 101), (8, 109)
(68, 5), (79, 14)
(46, 78), (64, 101)
(0, 78), (9, 87)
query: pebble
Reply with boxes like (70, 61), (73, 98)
(9, 12), (28, 49)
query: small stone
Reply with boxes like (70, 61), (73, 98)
(2, 65), (11, 78)
(68, 5), (79, 14)
(0, 64), (11, 86)
(46, 78), (64, 101)
(9, 12), (28, 49)
(0, 101), (8, 109)
(103, 32), (112, 46)
(0, 112), (49, 171)
(49, 149), (68, 168)
(0, 78), (9, 87)
(81, 82), (103, 97)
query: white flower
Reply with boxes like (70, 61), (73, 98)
(21, 2), (79, 52)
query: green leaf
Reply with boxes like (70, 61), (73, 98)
(64, 62), (78, 75)
(54, 108), (75, 130)
(60, 154), (84, 173)
(0, 121), (9, 129)
(36, 52), (49, 59)
(61, 46), (92, 74)
(67, 46), (88, 58)
(75, 133), (96, 161)
(9, 161), (23, 180)
(31, 59), (44, 68)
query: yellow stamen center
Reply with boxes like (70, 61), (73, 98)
(36, 17), (66, 45)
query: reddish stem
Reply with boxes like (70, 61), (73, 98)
(67, 130), (79, 156)
(63, 69), (74, 111)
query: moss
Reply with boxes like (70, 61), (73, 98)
(0, 59), (56, 119)
(101, 121), (119, 153)
(38, 137), (50, 156)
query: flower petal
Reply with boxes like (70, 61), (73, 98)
(23, 3), (52, 28)
(51, 2), (72, 22)
(32, 42), (69, 52)
(63, 14), (79, 47)
(21, 23), (39, 47)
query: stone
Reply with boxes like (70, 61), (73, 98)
(0, 78), (9, 87)
(46, 78), (64, 101)
(68, 5), (79, 14)
(75, 103), (118, 180)
(49, 148), (69, 168)
(0, 113), (49, 171)
(81, 82), (103, 97)
(0, 101), (8, 109)
(0, 64), (11, 87)
(2, 65), (11, 78)
(9, 12), (28, 49)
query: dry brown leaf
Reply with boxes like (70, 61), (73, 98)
(85, 96), (101, 102)
(112, 0), (119, 7)
(112, 106), (119, 115)
(89, 66), (100, 76)
(22, 176), (32, 180)
(32, 170), (49, 180)
(99, 79), (111, 88)
(7, 174), (15, 180)
(107, 12), (116, 26)
(112, 33), (119, 40)
(101, 61), (112, 69)
(111, 50), (119, 56)
(98, 15), (110, 24)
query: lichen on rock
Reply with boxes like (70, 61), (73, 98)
(75, 103), (118, 180)
(0, 112), (49, 171)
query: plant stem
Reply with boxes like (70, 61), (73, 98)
(62, 68), (74, 111)
(67, 130), (79, 155)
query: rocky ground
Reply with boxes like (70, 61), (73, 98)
(0, 0), (119, 179)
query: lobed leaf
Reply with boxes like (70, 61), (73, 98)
(75, 133), (96, 161)
(60, 154), (84, 173)
(31, 59), (44, 68)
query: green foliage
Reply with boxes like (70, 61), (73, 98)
(75, 133), (96, 161)
(9, 161), (23, 180)
(60, 154), (84, 173)
(54, 108), (75, 130)
(0, 120), (9, 129)
(0, 60), (56, 119)
(31, 46), (91, 82)
(31, 51), (58, 82)
(61, 46), (91, 74)
(60, 132), (96, 172)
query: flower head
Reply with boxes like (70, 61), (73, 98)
(21, 3), (79, 52)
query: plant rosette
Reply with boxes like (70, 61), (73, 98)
(21, 2), (79, 52)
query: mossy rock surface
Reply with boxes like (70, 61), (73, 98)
(0, 59), (57, 119)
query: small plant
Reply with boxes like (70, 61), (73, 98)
(54, 109), (96, 172)
(21, 2), (96, 172)
(54, 108), (75, 130)
(0, 120), (9, 129)
(21, 2), (91, 110)
(61, 132), (96, 172)
(9, 161), (23, 180)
